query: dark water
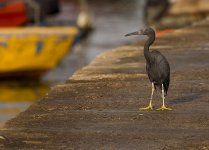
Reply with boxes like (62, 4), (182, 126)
(0, 0), (145, 128)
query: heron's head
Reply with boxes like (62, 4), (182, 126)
(125, 27), (155, 37)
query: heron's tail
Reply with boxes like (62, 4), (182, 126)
(163, 82), (169, 96)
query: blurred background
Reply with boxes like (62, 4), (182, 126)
(0, 0), (208, 127)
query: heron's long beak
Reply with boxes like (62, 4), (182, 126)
(125, 30), (143, 37)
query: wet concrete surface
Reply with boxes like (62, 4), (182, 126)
(1, 19), (209, 149)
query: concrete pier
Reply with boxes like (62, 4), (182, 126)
(1, 19), (209, 149)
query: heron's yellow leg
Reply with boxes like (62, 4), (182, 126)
(156, 106), (172, 111)
(139, 105), (153, 110)
(156, 84), (172, 111)
(139, 83), (154, 110)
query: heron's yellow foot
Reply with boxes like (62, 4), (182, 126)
(139, 105), (153, 111)
(156, 106), (172, 111)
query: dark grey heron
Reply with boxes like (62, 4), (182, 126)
(125, 27), (172, 110)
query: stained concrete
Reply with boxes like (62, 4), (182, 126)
(1, 19), (209, 149)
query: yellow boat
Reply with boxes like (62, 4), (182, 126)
(0, 26), (78, 78)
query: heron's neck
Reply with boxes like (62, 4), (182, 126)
(144, 34), (155, 62)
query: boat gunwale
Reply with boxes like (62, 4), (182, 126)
(0, 27), (79, 35)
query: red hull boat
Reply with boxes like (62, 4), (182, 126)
(0, 1), (28, 27)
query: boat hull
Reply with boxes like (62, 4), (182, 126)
(0, 1), (28, 27)
(0, 27), (78, 78)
